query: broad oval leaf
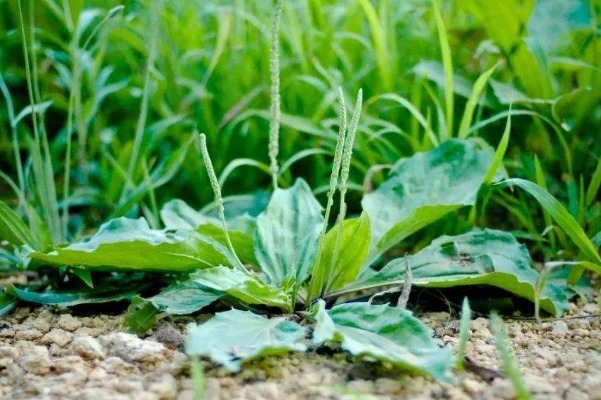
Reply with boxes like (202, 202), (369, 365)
(355, 229), (570, 315)
(28, 217), (236, 272)
(311, 301), (452, 381)
(186, 309), (307, 372)
(190, 266), (292, 312)
(312, 212), (371, 297)
(362, 139), (495, 261)
(160, 199), (217, 229)
(254, 179), (323, 289)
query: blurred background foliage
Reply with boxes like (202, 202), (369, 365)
(0, 0), (599, 259)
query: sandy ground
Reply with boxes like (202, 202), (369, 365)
(1, 292), (600, 400)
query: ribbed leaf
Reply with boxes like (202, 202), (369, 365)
(254, 179), (323, 289)
(28, 217), (235, 272)
(186, 309), (307, 372)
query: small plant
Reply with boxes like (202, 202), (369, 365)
(1, 0), (600, 386)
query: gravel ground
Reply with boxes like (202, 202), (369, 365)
(1, 295), (600, 400)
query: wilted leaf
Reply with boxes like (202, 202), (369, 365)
(28, 217), (236, 272)
(362, 139), (495, 261)
(255, 179), (323, 289)
(311, 301), (452, 381)
(186, 309), (307, 372)
(355, 229), (570, 315)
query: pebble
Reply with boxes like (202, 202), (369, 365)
(58, 314), (82, 332)
(41, 328), (73, 347)
(551, 320), (569, 335)
(18, 345), (52, 374)
(101, 332), (166, 363)
(70, 336), (106, 359)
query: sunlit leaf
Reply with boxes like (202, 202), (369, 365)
(186, 309), (307, 372)
(354, 229), (570, 315)
(28, 217), (236, 272)
(362, 139), (495, 262)
(255, 179), (323, 289)
(311, 301), (452, 381)
(190, 266), (292, 312)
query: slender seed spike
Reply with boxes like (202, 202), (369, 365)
(108, 5), (125, 18)
(307, 88), (347, 302)
(268, 0), (283, 189)
(198, 133), (247, 273)
(324, 89), (362, 294)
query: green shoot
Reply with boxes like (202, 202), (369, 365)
(457, 63), (498, 139)
(455, 297), (472, 372)
(431, 0), (453, 138)
(490, 312), (534, 400)
(198, 133), (247, 273)
(17, 0), (63, 245)
(497, 178), (601, 283)
(190, 356), (206, 400)
(269, 0), (283, 189)
(119, 1), (161, 207)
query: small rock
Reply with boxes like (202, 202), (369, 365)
(70, 335), (106, 359)
(374, 377), (401, 394)
(524, 374), (555, 393)
(58, 314), (82, 332)
(551, 320), (568, 335)
(0, 346), (19, 367)
(565, 387), (590, 400)
(89, 367), (108, 380)
(30, 317), (51, 333)
(487, 378), (515, 399)
(446, 387), (471, 400)
(101, 332), (166, 363)
(463, 378), (485, 394)
(148, 373), (178, 399)
(582, 303), (599, 314)
(41, 329), (73, 347)
(18, 345), (52, 374)
(15, 328), (43, 340)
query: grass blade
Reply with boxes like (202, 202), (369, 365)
(497, 178), (601, 282)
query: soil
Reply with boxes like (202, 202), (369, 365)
(1, 287), (600, 400)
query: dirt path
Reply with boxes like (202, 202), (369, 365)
(1, 297), (600, 400)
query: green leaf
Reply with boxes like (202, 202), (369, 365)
(255, 179), (323, 289)
(0, 291), (17, 317)
(196, 224), (258, 266)
(362, 139), (495, 261)
(190, 266), (292, 312)
(308, 300), (336, 345)
(312, 212), (371, 295)
(498, 178), (601, 283)
(313, 302), (452, 381)
(123, 296), (159, 335)
(6, 281), (145, 307)
(0, 200), (36, 248)
(355, 229), (570, 315)
(28, 217), (236, 272)
(149, 279), (223, 315)
(185, 309), (307, 372)
(160, 199), (217, 229)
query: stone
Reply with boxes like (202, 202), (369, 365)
(18, 345), (52, 375)
(70, 336), (106, 359)
(58, 314), (82, 332)
(41, 329), (73, 348)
